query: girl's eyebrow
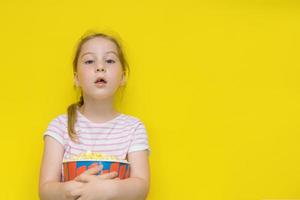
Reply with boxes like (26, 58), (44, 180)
(80, 52), (94, 58)
(105, 51), (119, 56)
(80, 51), (118, 58)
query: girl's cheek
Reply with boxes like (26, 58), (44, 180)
(81, 69), (93, 77)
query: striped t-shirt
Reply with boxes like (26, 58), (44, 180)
(43, 109), (150, 162)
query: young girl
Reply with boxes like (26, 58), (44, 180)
(39, 32), (150, 200)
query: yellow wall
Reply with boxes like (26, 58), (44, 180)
(0, 1), (299, 199)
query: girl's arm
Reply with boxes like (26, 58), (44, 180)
(112, 150), (150, 200)
(39, 136), (82, 200)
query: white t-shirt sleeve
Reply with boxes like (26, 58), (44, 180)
(43, 116), (65, 147)
(128, 121), (151, 155)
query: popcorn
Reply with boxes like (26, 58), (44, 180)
(63, 151), (129, 163)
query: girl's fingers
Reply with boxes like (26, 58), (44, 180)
(75, 174), (93, 183)
(99, 171), (118, 179)
(84, 165), (103, 175)
(74, 165), (103, 181)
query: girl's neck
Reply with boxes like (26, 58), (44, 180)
(78, 96), (120, 123)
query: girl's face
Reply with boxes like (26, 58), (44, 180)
(74, 37), (126, 100)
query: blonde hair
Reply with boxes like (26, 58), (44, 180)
(67, 32), (129, 142)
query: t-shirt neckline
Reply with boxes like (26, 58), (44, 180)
(76, 109), (123, 125)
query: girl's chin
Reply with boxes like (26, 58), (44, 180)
(90, 93), (114, 101)
(84, 88), (118, 100)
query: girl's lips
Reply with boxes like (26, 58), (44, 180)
(94, 77), (107, 84)
(95, 82), (107, 87)
(94, 77), (108, 88)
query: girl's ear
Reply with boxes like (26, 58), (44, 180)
(120, 72), (126, 86)
(74, 72), (80, 87)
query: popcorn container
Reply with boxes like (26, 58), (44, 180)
(62, 160), (130, 181)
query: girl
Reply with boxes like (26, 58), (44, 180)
(39, 32), (150, 200)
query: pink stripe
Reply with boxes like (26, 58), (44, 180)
(65, 147), (126, 157)
(134, 135), (147, 139)
(79, 127), (132, 134)
(133, 138), (147, 142)
(74, 126), (137, 130)
(68, 144), (128, 152)
(79, 130), (133, 136)
(60, 132), (131, 141)
(76, 120), (123, 124)
(131, 142), (149, 146)
(80, 140), (130, 146)
(65, 147), (126, 156)
(75, 118), (134, 124)
(78, 133), (131, 140)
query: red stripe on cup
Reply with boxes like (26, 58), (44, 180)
(63, 163), (69, 181)
(110, 162), (120, 173)
(119, 165), (126, 179)
(68, 162), (77, 180)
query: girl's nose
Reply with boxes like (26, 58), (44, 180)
(96, 67), (106, 73)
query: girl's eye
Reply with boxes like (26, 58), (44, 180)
(106, 59), (115, 64)
(84, 60), (94, 64)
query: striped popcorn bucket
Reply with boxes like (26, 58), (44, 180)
(62, 160), (130, 181)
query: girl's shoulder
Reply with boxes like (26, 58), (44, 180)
(46, 113), (68, 128)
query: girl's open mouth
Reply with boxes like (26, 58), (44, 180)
(94, 77), (107, 87)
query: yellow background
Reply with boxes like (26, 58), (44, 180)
(0, 0), (299, 199)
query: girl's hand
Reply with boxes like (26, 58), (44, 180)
(70, 165), (119, 200)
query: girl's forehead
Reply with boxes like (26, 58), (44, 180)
(80, 37), (118, 55)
